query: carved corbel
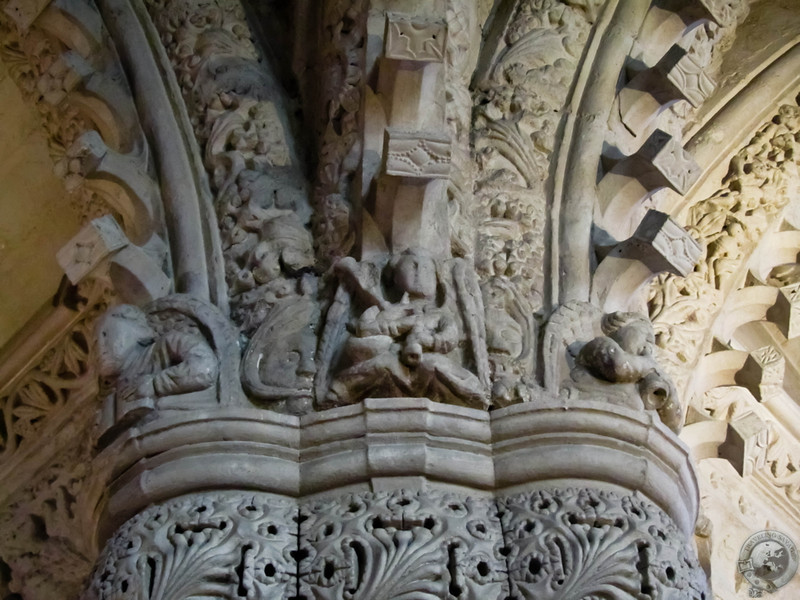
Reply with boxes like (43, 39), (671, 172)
(57, 215), (169, 305)
(369, 131), (452, 258)
(377, 16), (447, 130)
(769, 283), (800, 339)
(619, 45), (715, 136)
(632, 0), (724, 68)
(598, 130), (701, 239)
(593, 209), (701, 311)
(718, 411), (768, 476)
(65, 131), (160, 244)
(735, 346), (785, 403)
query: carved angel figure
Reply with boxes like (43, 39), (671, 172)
(317, 248), (489, 409)
(569, 311), (682, 433)
(95, 304), (219, 431)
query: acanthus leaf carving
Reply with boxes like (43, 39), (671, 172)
(300, 489), (507, 600)
(84, 492), (297, 600)
(501, 488), (710, 600)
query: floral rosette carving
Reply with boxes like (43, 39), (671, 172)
(300, 489), (507, 600)
(500, 488), (709, 600)
(85, 492), (297, 600)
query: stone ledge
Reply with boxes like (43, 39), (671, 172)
(97, 396), (698, 539)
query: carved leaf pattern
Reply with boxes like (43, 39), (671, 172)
(86, 492), (297, 600)
(501, 488), (709, 600)
(472, 0), (604, 395)
(300, 489), (507, 600)
(0, 421), (102, 600)
(0, 286), (107, 458)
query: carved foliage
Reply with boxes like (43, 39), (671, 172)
(300, 489), (507, 600)
(311, 0), (368, 265)
(85, 492), (297, 600)
(145, 0), (316, 324)
(472, 1), (604, 394)
(649, 102), (800, 389)
(500, 488), (709, 600)
(0, 420), (103, 600)
(0, 281), (108, 459)
(473, 0), (604, 296)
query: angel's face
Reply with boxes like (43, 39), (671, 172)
(393, 253), (436, 300)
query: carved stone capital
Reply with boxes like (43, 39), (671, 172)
(500, 487), (710, 600)
(300, 489), (506, 599)
(83, 492), (298, 600)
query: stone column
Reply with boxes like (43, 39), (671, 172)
(78, 1), (709, 599)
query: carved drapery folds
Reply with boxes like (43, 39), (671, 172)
(93, 294), (241, 443)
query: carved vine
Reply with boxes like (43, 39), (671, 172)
(472, 0), (605, 400)
(0, 420), (103, 600)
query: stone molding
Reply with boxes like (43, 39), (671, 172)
(98, 396), (699, 542)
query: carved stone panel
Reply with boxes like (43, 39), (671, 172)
(299, 489), (507, 600)
(84, 492), (298, 600)
(500, 487), (710, 600)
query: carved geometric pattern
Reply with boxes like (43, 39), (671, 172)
(615, 209), (702, 276)
(85, 492), (298, 600)
(0, 282), (108, 460)
(638, 129), (701, 195)
(735, 346), (785, 402)
(663, 46), (715, 108)
(299, 489), (508, 600)
(385, 131), (452, 178)
(385, 17), (447, 62)
(500, 488), (710, 600)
